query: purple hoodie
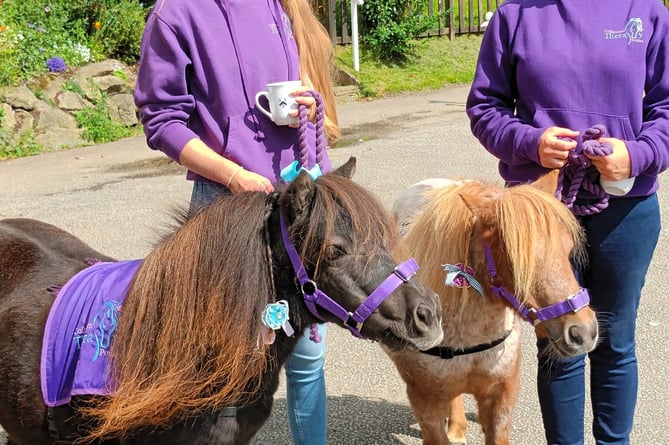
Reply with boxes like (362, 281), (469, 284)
(466, 0), (669, 196)
(134, 0), (330, 184)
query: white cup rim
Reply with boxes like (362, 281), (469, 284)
(266, 80), (302, 88)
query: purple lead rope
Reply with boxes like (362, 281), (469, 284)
(556, 124), (612, 215)
(297, 90), (326, 169)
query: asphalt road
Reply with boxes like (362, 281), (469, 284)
(1, 86), (668, 444)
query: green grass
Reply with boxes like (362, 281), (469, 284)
(335, 34), (483, 97)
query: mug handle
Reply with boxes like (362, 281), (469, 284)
(254, 91), (274, 122)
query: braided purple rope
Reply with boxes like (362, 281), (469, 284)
(297, 90), (326, 169)
(556, 125), (611, 215)
(297, 91), (327, 344)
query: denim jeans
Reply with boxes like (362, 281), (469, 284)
(536, 194), (661, 445)
(190, 181), (328, 445)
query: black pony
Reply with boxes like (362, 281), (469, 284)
(0, 158), (443, 445)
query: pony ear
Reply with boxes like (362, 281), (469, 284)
(281, 170), (317, 222)
(532, 169), (560, 195)
(332, 157), (357, 179)
(459, 186), (499, 230)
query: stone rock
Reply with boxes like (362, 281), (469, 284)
(68, 75), (103, 103)
(107, 93), (138, 126)
(34, 127), (85, 150)
(34, 105), (79, 131)
(1, 103), (16, 132)
(94, 75), (131, 95)
(55, 92), (93, 112)
(76, 59), (127, 79)
(14, 110), (35, 137)
(1, 86), (39, 111)
(27, 74), (65, 102)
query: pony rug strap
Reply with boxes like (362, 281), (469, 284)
(40, 259), (142, 407)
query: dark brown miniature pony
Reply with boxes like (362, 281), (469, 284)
(0, 157), (443, 445)
(386, 172), (599, 445)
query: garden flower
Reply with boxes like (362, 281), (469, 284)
(46, 56), (67, 73)
(93, 21), (101, 30)
(45, 6), (51, 13)
(0, 25), (7, 32)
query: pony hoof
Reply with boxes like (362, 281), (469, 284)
(446, 435), (467, 445)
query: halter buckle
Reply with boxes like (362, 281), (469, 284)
(526, 308), (541, 326)
(346, 313), (364, 333)
(393, 266), (415, 282)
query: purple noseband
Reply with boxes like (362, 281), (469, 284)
(280, 213), (418, 338)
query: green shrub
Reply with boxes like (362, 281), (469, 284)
(0, 127), (43, 159)
(359, 0), (437, 63)
(0, 0), (149, 86)
(73, 95), (135, 144)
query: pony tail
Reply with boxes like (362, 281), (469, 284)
(282, 0), (341, 144)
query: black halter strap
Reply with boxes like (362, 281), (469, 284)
(422, 329), (512, 360)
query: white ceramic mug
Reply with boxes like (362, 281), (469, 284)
(254, 80), (302, 126)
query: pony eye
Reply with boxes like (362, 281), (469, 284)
(325, 245), (346, 260)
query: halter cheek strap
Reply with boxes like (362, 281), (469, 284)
(280, 212), (418, 338)
(443, 245), (590, 326)
(482, 245), (590, 325)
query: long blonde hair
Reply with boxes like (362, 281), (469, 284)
(282, 0), (341, 144)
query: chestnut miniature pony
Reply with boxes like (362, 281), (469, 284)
(0, 158), (444, 445)
(386, 172), (599, 445)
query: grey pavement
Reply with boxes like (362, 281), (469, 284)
(1, 85), (668, 444)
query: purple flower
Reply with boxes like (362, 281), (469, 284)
(46, 56), (67, 73)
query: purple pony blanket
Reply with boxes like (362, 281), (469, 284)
(40, 259), (142, 407)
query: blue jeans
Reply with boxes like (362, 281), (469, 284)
(190, 181), (328, 445)
(536, 194), (661, 445)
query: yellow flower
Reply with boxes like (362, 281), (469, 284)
(0, 25), (7, 32)
(93, 21), (101, 30)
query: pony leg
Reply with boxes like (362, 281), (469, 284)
(406, 387), (450, 445)
(474, 381), (518, 445)
(446, 395), (467, 445)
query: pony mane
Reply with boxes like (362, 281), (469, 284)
(87, 191), (276, 438)
(405, 181), (584, 311)
(85, 172), (399, 439)
(498, 182), (585, 300)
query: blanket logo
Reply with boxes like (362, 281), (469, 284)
(72, 300), (122, 361)
(604, 18), (644, 45)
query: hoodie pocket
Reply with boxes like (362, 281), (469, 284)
(533, 109), (635, 140)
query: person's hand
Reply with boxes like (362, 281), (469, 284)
(538, 126), (580, 169)
(228, 168), (274, 194)
(585, 137), (632, 181)
(288, 86), (317, 127)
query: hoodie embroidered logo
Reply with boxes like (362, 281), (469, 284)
(604, 18), (644, 44)
(282, 13), (294, 39)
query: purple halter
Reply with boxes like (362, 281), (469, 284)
(279, 213), (419, 338)
(483, 245), (590, 326)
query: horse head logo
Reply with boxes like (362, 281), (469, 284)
(625, 18), (643, 44)
(92, 300), (121, 361)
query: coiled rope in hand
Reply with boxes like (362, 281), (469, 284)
(555, 124), (612, 215)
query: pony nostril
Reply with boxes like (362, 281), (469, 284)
(414, 304), (434, 333)
(568, 325), (584, 346)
